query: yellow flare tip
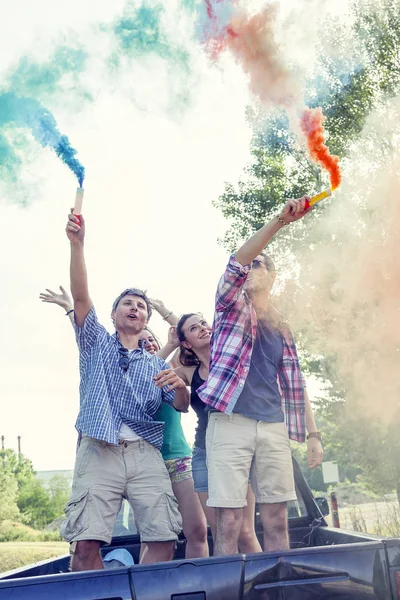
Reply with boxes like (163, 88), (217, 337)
(309, 189), (331, 207)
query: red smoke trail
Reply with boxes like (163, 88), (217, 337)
(300, 107), (341, 190)
(200, 4), (341, 189)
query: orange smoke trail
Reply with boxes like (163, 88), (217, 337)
(300, 107), (341, 190)
(203, 5), (341, 189)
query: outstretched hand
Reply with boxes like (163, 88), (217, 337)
(149, 298), (166, 313)
(278, 196), (311, 224)
(39, 286), (73, 311)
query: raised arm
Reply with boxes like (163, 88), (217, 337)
(235, 196), (310, 266)
(39, 286), (75, 328)
(156, 326), (179, 362)
(149, 298), (179, 326)
(66, 213), (93, 327)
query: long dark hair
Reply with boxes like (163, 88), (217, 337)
(176, 313), (201, 367)
(142, 326), (162, 351)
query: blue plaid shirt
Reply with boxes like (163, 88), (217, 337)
(74, 307), (175, 448)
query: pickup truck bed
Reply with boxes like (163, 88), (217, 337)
(1, 460), (400, 599)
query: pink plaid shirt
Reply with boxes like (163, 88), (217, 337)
(198, 255), (306, 442)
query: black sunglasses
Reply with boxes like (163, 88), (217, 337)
(252, 259), (264, 269)
(118, 347), (129, 372)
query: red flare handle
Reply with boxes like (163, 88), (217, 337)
(306, 189), (332, 210)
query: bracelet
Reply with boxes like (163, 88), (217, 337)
(162, 311), (172, 321)
(65, 309), (74, 316)
(276, 215), (290, 226)
(307, 432), (322, 441)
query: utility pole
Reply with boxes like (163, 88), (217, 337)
(17, 435), (21, 456)
(1, 435), (4, 450)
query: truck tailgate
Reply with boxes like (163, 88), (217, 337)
(0, 541), (393, 599)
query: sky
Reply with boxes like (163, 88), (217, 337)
(0, 0), (343, 470)
(0, 0), (254, 470)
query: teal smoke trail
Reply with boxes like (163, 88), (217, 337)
(111, 1), (190, 70)
(0, 92), (85, 186)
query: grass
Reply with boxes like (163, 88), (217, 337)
(326, 499), (400, 536)
(0, 541), (68, 573)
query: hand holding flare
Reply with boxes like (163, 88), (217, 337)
(73, 187), (84, 226)
(304, 189), (331, 210)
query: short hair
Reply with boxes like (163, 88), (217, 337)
(112, 288), (152, 319)
(259, 252), (275, 272)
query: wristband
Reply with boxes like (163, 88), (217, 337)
(307, 432), (322, 441)
(66, 309), (74, 316)
(163, 311), (173, 321)
(276, 215), (290, 226)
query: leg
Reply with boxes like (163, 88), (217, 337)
(215, 507), (243, 556)
(140, 541), (175, 564)
(197, 491), (216, 541)
(172, 478), (208, 558)
(251, 422), (296, 552)
(125, 441), (182, 564)
(192, 446), (216, 543)
(238, 484), (262, 553)
(71, 540), (103, 571)
(62, 438), (126, 572)
(206, 413), (256, 557)
(259, 502), (289, 551)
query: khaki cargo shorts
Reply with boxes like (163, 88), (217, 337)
(60, 436), (182, 546)
(206, 412), (296, 508)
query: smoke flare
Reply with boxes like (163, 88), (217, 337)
(0, 92), (85, 186)
(199, 2), (341, 188)
(300, 107), (341, 190)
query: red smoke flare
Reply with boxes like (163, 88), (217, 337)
(300, 107), (341, 190)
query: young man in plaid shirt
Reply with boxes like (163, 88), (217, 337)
(198, 196), (323, 555)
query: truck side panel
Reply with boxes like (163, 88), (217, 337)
(243, 541), (391, 599)
(0, 569), (133, 600)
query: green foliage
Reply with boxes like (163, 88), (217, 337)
(0, 450), (70, 532)
(0, 520), (62, 543)
(0, 463), (20, 522)
(17, 479), (58, 530)
(48, 475), (72, 518)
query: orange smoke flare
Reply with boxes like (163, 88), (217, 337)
(300, 107), (341, 190)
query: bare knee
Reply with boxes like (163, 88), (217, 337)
(261, 504), (287, 535)
(217, 508), (243, 536)
(74, 540), (101, 561)
(185, 520), (207, 544)
(140, 540), (175, 564)
(238, 526), (255, 548)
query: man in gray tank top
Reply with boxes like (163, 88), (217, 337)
(199, 197), (323, 556)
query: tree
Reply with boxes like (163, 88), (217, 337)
(0, 456), (20, 522)
(0, 449), (68, 529)
(48, 475), (71, 517)
(17, 478), (58, 530)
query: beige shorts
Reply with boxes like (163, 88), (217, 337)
(61, 436), (182, 546)
(206, 412), (296, 508)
